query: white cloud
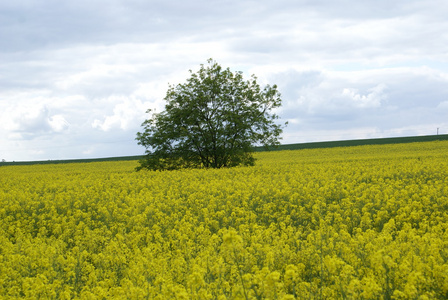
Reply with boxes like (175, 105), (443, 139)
(3, 103), (70, 139)
(437, 101), (448, 109)
(48, 115), (70, 132)
(4, 105), (46, 132)
(3, 104), (49, 136)
(92, 96), (149, 132)
(340, 84), (387, 108)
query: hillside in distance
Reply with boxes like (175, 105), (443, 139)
(1, 134), (448, 166)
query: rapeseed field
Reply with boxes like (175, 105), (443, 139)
(1, 141), (447, 299)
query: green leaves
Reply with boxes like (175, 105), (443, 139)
(136, 59), (286, 171)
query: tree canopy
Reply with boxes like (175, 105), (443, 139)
(136, 59), (286, 171)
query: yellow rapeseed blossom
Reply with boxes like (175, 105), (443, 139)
(1, 141), (448, 299)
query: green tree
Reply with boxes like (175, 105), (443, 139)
(136, 59), (286, 171)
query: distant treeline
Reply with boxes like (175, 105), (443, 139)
(0, 155), (144, 166)
(2, 134), (448, 166)
(255, 134), (448, 152)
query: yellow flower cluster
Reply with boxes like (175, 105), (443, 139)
(1, 141), (448, 299)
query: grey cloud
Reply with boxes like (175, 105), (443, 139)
(1, 0), (448, 160)
(380, 70), (448, 109)
(273, 70), (387, 118)
(0, 0), (260, 52)
(276, 66), (447, 139)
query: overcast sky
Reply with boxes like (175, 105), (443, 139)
(1, 0), (448, 161)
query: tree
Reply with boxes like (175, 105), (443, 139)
(136, 59), (286, 171)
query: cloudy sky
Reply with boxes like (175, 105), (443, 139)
(1, 0), (448, 161)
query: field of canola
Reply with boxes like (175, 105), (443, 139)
(1, 141), (448, 299)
